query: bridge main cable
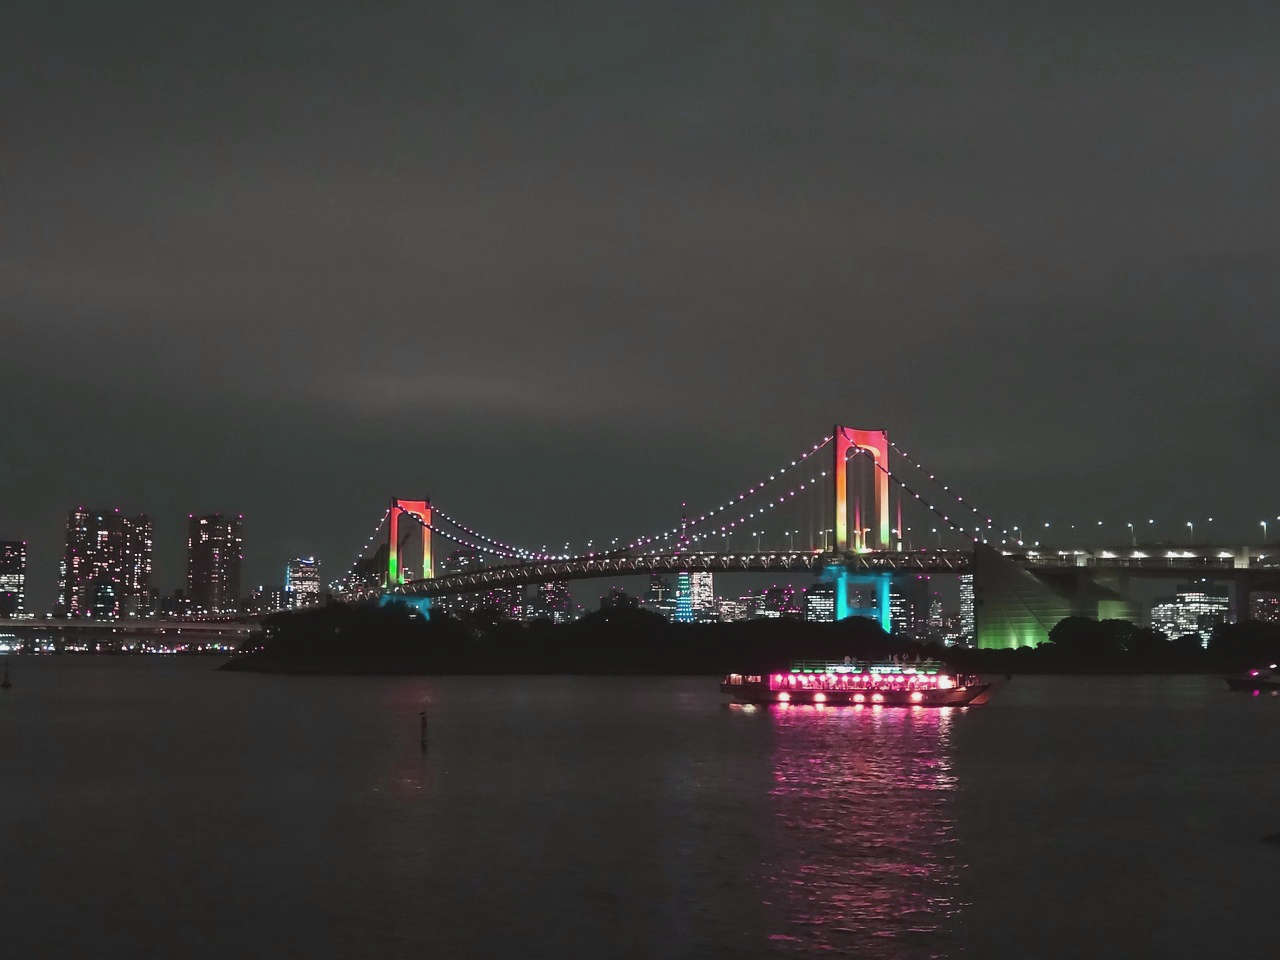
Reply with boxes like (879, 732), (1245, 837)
(614, 435), (833, 551)
(392, 506), (575, 563)
(848, 446), (983, 544)
(334, 507), (391, 592)
(430, 505), (562, 560)
(887, 438), (1001, 534)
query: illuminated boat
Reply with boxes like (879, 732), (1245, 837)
(1225, 664), (1280, 693)
(721, 659), (994, 707)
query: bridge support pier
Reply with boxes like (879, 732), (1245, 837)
(379, 593), (432, 620)
(823, 565), (892, 634)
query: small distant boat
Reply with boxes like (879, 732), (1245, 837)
(722, 658), (995, 707)
(1226, 664), (1280, 693)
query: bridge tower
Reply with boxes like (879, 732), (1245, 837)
(832, 426), (890, 553)
(387, 498), (432, 587)
(828, 427), (891, 628)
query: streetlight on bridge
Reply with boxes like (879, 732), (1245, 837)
(1262, 520), (1269, 543)
(1186, 520), (1194, 543)
(1127, 522), (1135, 547)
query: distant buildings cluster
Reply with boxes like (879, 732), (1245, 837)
(0, 507), (323, 620)
(4, 517), (1279, 643)
(1149, 580), (1233, 648)
(423, 547), (977, 639)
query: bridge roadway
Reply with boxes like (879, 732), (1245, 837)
(386, 549), (967, 599)
(386, 544), (1280, 600)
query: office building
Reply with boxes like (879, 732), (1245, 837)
(690, 571), (715, 621)
(1150, 580), (1231, 648)
(0, 540), (27, 616)
(717, 596), (750, 622)
(804, 583), (835, 622)
(186, 514), (243, 614)
(285, 557), (322, 608)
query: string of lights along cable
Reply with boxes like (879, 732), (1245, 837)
(326, 426), (1280, 599)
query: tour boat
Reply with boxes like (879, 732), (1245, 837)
(1225, 664), (1280, 694)
(721, 659), (994, 707)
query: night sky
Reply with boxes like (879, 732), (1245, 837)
(4, 2), (1278, 608)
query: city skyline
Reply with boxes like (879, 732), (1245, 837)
(5, 489), (1280, 613)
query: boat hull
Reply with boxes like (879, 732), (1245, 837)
(1225, 676), (1280, 692)
(721, 681), (992, 707)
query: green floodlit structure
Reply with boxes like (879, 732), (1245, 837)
(972, 544), (1133, 649)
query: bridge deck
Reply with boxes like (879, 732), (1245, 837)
(385, 546), (1280, 600)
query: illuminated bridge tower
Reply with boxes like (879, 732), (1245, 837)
(832, 426), (890, 553)
(829, 426), (891, 630)
(384, 498), (433, 617)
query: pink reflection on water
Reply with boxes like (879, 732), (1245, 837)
(763, 704), (963, 957)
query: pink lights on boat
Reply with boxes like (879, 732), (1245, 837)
(853, 693), (865, 703)
(910, 691), (923, 703)
(813, 692), (827, 703)
(766, 664), (966, 696)
(777, 691), (790, 702)
(871, 693), (884, 703)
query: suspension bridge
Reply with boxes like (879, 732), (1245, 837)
(330, 425), (1280, 649)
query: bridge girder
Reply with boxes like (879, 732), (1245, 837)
(375, 550), (974, 601)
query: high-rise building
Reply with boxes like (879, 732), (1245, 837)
(285, 557), (321, 608)
(57, 507), (153, 618)
(122, 515), (154, 616)
(958, 573), (975, 644)
(889, 584), (915, 636)
(690, 572), (715, 621)
(533, 581), (574, 623)
(1151, 580), (1231, 648)
(186, 514), (243, 614)
(674, 571), (693, 623)
(0, 541), (27, 617)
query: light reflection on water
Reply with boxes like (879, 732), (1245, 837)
(761, 704), (963, 957)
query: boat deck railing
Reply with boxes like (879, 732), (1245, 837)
(788, 659), (947, 675)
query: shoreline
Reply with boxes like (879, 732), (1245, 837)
(218, 654), (1242, 678)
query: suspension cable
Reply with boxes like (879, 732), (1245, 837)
(887, 439), (998, 529)
(619, 435), (833, 550)
(333, 508), (391, 591)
